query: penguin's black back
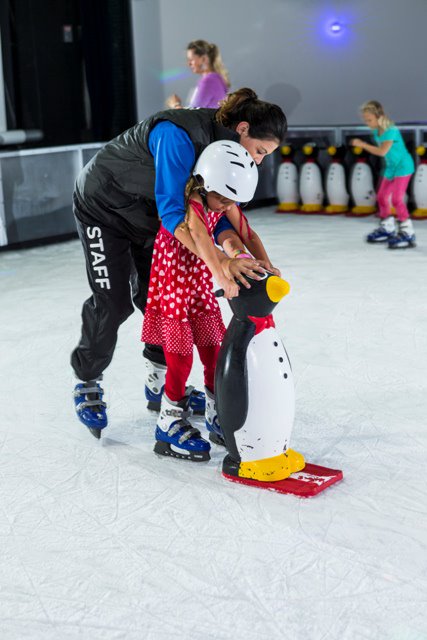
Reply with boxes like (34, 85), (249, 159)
(215, 317), (255, 461)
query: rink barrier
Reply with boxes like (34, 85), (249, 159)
(1, 123), (427, 249)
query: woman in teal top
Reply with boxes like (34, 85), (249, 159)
(351, 100), (416, 249)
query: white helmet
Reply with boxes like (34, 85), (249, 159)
(193, 140), (258, 202)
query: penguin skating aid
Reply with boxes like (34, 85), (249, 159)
(215, 274), (343, 497)
(412, 145), (427, 219)
(325, 146), (350, 214)
(348, 146), (377, 216)
(276, 145), (299, 213)
(298, 144), (324, 213)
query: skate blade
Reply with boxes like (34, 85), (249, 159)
(388, 242), (416, 250)
(154, 440), (210, 462)
(88, 427), (102, 439)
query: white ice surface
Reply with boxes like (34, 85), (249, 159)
(1, 211), (426, 640)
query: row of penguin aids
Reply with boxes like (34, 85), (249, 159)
(276, 144), (427, 219)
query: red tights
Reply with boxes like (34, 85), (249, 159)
(164, 345), (220, 402)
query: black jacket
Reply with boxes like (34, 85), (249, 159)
(73, 108), (239, 234)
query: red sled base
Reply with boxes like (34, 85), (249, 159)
(223, 462), (343, 497)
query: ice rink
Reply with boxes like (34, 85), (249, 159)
(1, 210), (426, 640)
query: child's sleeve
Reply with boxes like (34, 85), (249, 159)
(213, 215), (234, 243)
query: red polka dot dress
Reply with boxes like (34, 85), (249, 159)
(141, 200), (227, 356)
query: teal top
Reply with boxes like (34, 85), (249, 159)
(373, 126), (415, 179)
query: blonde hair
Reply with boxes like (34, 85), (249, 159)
(184, 175), (204, 207)
(177, 175), (206, 231)
(361, 100), (394, 134)
(187, 40), (231, 88)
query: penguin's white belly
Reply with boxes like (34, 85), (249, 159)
(235, 327), (295, 462)
(413, 166), (427, 208)
(276, 163), (299, 203)
(350, 164), (376, 206)
(326, 164), (349, 205)
(299, 164), (324, 205)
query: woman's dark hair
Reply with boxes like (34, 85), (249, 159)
(216, 87), (287, 142)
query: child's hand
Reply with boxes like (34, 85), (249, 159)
(217, 273), (239, 299)
(226, 257), (266, 289)
(351, 138), (365, 148)
(256, 260), (281, 277)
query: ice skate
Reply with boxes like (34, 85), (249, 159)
(144, 357), (205, 414)
(154, 394), (210, 461)
(73, 379), (107, 439)
(388, 219), (416, 249)
(366, 216), (396, 243)
(205, 387), (225, 446)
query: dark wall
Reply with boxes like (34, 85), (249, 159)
(80, 0), (136, 141)
(3, 0), (85, 145)
(1, 0), (136, 146)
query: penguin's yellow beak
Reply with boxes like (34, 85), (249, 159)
(266, 276), (290, 302)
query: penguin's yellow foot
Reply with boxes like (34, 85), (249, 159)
(325, 204), (348, 213)
(412, 208), (427, 219)
(285, 448), (306, 474)
(300, 204), (322, 212)
(234, 450), (306, 482)
(351, 205), (377, 215)
(276, 202), (299, 212)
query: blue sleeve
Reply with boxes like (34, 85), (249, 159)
(213, 215), (234, 244)
(148, 121), (196, 235)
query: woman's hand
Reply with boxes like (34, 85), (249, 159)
(350, 138), (365, 148)
(225, 257), (266, 289)
(165, 94), (182, 109)
(256, 260), (281, 277)
(216, 273), (239, 299)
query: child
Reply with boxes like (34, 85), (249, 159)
(351, 100), (416, 249)
(141, 140), (279, 461)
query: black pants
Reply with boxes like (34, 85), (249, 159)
(71, 215), (165, 382)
